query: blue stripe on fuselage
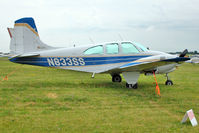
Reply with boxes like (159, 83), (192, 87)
(9, 55), (151, 67)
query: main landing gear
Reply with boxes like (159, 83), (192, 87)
(122, 72), (140, 89)
(112, 74), (122, 82)
(112, 73), (138, 89)
(126, 83), (138, 89)
(111, 73), (173, 88)
(165, 73), (173, 86)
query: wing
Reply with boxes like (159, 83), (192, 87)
(9, 53), (40, 58)
(100, 57), (190, 74)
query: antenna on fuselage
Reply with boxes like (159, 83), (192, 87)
(89, 37), (95, 44)
(118, 33), (123, 41)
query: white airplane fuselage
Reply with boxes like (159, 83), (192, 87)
(8, 17), (190, 88)
(9, 43), (178, 74)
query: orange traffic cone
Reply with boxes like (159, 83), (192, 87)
(3, 75), (8, 81)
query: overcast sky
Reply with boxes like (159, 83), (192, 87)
(0, 0), (199, 52)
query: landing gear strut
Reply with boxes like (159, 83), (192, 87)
(112, 74), (122, 82)
(126, 83), (138, 89)
(165, 73), (173, 85)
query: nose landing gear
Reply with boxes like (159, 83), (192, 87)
(165, 73), (173, 86)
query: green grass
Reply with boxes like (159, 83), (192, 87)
(0, 57), (199, 133)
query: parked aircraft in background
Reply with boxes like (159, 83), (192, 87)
(0, 53), (9, 57)
(7, 17), (190, 88)
(186, 55), (199, 64)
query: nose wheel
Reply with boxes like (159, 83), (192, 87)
(165, 80), (173, 85)
(165, 73), (173, 86)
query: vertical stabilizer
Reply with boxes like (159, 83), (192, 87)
(8, 17), (53, 56)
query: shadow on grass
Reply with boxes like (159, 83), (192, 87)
(7, 79), (156, 91)
(2, 75), (161, 102)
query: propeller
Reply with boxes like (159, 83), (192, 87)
(179, 49), (188, 57)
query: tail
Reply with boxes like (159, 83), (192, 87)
(7, 17), (53, 56)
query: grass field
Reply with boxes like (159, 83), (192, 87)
(0, 57), (199, 133)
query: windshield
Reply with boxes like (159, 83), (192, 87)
(133, 42), (148, 52)
(121, 42), (140, 54)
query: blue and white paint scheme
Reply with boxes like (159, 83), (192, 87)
(7, 17), (190, 88)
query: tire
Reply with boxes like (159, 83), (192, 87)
(126, 83), (138, 89)
(112, 74), (122, 82)
(165, 80), (173, 86)
(132, 83), (138, 89)
(126, 83), (130, 88)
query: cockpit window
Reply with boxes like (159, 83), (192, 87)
(106, 43), (119, 54)
(84, 45), (103, 55)
(121, 42), (140, 54)
(133, 42), (148, 52)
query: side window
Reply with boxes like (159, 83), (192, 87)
(121, 42), (140, 54)
(106, 43), (119, 54)
(84, 45), (103, 55)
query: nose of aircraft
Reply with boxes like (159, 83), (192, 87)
(149, 49), (190, 62)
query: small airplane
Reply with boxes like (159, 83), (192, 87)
(186, 55), (199, 64)
(7, 17), (190, 89)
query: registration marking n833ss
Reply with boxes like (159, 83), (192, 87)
(47, 57), (85, 66)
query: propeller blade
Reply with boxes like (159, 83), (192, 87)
(179, 49), (188, 57)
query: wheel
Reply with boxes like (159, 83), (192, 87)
(126, 83), (130, 88)
(126, 83), (138, 89)
(165, 80), (173, 86)
(112, 74), (122, 82)
(132, 83), (138, 89)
